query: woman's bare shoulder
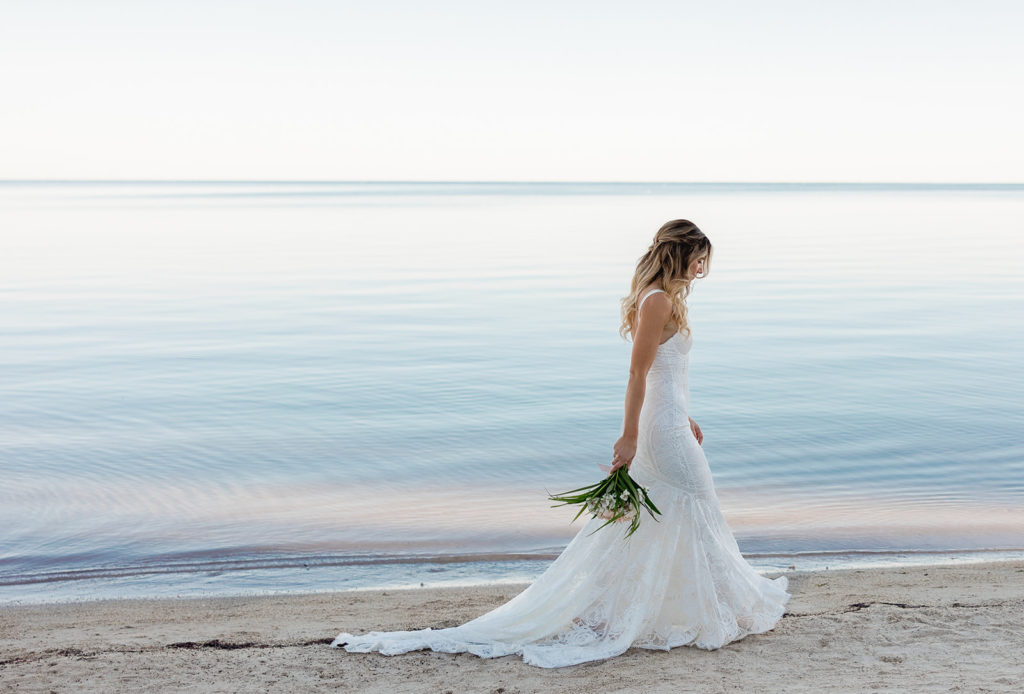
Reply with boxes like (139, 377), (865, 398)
(638, 283), (669, 306)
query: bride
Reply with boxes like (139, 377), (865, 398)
(331, 219), (791, 668)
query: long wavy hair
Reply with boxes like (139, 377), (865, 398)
(619, 219), (713, 341)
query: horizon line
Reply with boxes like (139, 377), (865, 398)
(2, 179), (1023, 186)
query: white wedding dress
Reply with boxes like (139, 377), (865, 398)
(331, 289), (791, 668)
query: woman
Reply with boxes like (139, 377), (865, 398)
(331, 219), (791, 668)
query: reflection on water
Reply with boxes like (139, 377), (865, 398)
(1, 181), (1022, 601)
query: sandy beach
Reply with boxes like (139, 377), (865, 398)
(1, 559), (1022, 693)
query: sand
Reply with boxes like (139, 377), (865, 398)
(1, 559), (1022, 693)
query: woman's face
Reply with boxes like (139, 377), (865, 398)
(687, 252), (708, 280)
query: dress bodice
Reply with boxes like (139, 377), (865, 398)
(643, 329), (692, 418)
(636, 288), (692, 412)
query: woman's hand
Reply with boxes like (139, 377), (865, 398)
(689, 416), (703, 445)
(610, 435), (637, 473)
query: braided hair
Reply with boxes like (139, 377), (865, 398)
(619, 220), (713, 341)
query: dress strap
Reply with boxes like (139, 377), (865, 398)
(637, 288), (666, 313)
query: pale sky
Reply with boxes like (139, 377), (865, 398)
(2, 0), (1022, 182)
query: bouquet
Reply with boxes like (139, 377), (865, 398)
(548, 465), (661, 538)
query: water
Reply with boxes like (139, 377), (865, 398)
(1, 181), (1022, 604)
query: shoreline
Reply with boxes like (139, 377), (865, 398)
(2, 558), (1022, 692)
(4, 547), (1022, 607)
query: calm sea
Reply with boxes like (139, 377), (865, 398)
(1, 181), (1022, 604)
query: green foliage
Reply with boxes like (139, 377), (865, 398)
(548, 467), (662, 538)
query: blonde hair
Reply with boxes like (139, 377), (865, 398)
(619, 219), (712, 341)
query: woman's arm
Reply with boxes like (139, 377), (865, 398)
(611, 293), (672, 472)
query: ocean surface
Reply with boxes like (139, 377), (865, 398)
(1, 181), (1022, 604)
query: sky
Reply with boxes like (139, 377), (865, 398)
(1, 0), (1022, 182)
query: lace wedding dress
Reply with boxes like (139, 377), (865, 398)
(331, 289), (791, 668)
